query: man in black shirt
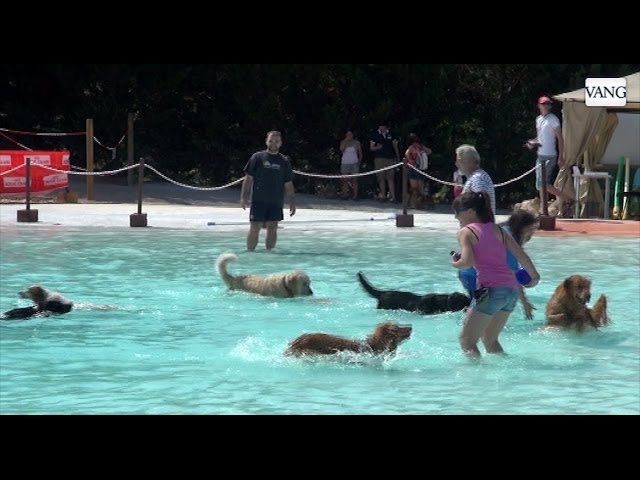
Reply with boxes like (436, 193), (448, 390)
(241, 131), (296, 250)
(369, 123), (400, 202)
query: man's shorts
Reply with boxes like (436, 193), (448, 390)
(250, 202), (283, 223)
(474, 287), (518, 316)
(536, 155), (557, 191)
(340, 163), (359, 175)
(374, 157), (396, 181)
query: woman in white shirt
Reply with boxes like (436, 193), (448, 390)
(339, 130), (363, 200)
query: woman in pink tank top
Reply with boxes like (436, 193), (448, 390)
(451, 192), (540, 358)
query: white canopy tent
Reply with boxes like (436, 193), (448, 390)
(551, 71), (639, 217)
(554, 71), (640, 108)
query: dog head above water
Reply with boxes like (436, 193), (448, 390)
(19, 285), (51, 304)
(18, 285), (73, 314)
(366, 321), (413, 354)
(563, 275), (591, 305)
(216, 252), (313, 298)
(545, 274), (609, 331)
(283, 271), (313, 297)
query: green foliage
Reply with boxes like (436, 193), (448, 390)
(1, 64), (638, 205)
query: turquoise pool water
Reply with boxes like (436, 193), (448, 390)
(1, 226), (638, 414)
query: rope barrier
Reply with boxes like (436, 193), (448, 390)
(144, 165), (244, 191)
(494, 164), (539, 187)
(407, 164), (457, 186)
(293, 162), (402, 179)
(0, 127), (85, 136)
(0, 131), (34, 151)
(294, 162), (538, 189)
(40, 164), (138, 176)
(407, 163), (539, 188)
(1, 157), (545, 194)
(1, 126), (127, 159)
(0, 121), (550, 194)
(93, 133), (127, 159)
(0, 164), (28, 176)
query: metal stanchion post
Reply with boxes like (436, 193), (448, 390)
(129, 157), (148, 227)
(17, 158), (39, 222)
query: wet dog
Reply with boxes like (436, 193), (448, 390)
(545, 275), (609, 332)
(1, 285), (74, 320)
(285, 321), (412, 357)
(357, 272), (470, 314)
(514, 197), (540, 216)
(216, 253), (313, 298)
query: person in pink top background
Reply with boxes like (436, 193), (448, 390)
(404, 133), (432, 208)
(451, 191), (540, 358)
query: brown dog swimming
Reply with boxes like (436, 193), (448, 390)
(285, 321), (412, 357)
(545, 275), (609, 332)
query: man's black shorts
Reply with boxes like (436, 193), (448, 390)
(250, 202), (284, 223)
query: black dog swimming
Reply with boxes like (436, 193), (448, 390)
(357, 272), (470, 315)
(1, 285), (73, 320)
(1, 305), (41, 320)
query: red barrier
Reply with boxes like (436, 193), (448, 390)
(0, 150), (70, 196)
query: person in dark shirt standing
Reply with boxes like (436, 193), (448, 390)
(240, 130), (296, 251)
(370, 123), (400, 202)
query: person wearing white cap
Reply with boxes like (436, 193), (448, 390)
(526, 96), (573, 208)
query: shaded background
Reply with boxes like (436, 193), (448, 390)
(1, 64), (638, 206)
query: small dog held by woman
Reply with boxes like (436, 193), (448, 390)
(1, 285), (74, 320)
(216, 252), (313, 298)
(285, 321), (412, 357)
(545, 275), (609, 332)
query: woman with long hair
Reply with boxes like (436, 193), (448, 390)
(451, 192), (540, 357)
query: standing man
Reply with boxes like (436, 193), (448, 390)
(455, 144), (496, 298)
(240, 130), (296, 251)
(370, 122), (400, 202)
(527, 96), (573, 207)
(457, 144), (495, 214)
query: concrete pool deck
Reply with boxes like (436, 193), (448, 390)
(1, 176), (638, 236)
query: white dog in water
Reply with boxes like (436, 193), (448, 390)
(215, 253), (313, 298)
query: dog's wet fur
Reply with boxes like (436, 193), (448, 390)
(357, 271), (470, 314)
(1, 285), (73, 320)
(285, 321), (412, 357)
(216, 253), (312, 298)
(545, 275), (609, 332)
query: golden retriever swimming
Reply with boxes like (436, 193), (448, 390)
(545, 275), (609, 332)
(285, 321), (412, 357)
(216, 253), (313, 298)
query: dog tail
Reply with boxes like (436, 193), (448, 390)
(216, 253), (238, 287)
(356, 271), (382, 299)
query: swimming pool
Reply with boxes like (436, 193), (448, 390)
(1, 225), (638, 414)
